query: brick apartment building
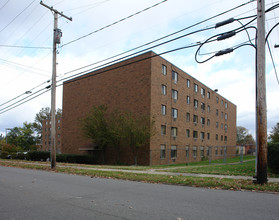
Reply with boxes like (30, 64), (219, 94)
(61, 51), (236, 165)
(41, 117), (62, 153)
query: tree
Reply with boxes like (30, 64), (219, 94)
(237, 126), (255, 145)
(82, 105), (112, 163)
(82, 105), (155, 165)
(269, 122), (279, 143)
(33, 107), (62, 142)
(0, 133), (4, 141)
(6, 122), (37, 151)
(120, 112), (155, 165)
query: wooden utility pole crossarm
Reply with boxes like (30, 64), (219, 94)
(40, 1), (72, 169)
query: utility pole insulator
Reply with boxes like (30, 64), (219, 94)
(275, 44), (279, 48)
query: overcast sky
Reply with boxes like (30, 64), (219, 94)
(0, 0), (278, 138)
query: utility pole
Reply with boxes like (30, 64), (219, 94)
(40, 1), (72, 169)
(256, 0), (268, 184)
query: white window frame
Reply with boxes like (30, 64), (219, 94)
(172, 70), (178, 84)
(162, 84), (167, 95)
(162, 64), (167, 75)
(171, 145), (177, 159)
(161, 105), (166, 115)
(160, 144), (166, 159)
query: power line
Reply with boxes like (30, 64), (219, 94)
(62, 0), (168, 47)
(267, 39), (279, 84)
(0, 0), (264, 114)
(0, 44), (51, 49)
(0, 0), (10, 11)
(0, 0), (36, 33)
(59, 0), (256, 79)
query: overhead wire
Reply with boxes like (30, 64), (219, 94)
(62, 0), (168, 47)
(0, 0), (272, 114)
(59, 0), (256, 79)
(0, 0), (10, 11)
(0, 0), (36, 33)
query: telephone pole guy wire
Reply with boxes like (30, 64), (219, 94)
(40, 1), (72, 169)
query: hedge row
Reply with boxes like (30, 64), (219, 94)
(268, 143), (279, 174)
(26, 151), (101, 165)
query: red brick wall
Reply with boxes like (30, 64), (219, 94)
(62, 52), (153, 165)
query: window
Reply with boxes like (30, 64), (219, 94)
(172, 89), (178, 101)
(216, 122), (219, 128)
(194, 84), (198, 93)
(193, 146), (197, 158)
(187, 96), (190, 104)
(161, 105), (166, 115)
(201, 102), (205, 111)
(221, 112), (224, 118)
(162, 64), (167, 75)
(186, 146), (190, 158)
(186, 112), (190, 122)
(58, 126), (60, 130)
(58, 119), (61, 123)
(200, 117), (205, 125)
(161, 125), (166, 135)
(187, 79), (190, 88)
(221, 100), (224, 106)
(207, 119), (210, 126)
(172, 108), (178, 119)
(225, 102), (228, 108)
(207, 91), (210, 99)
(193, 115), (198, 124)
(201, 88), (205, 97)
(193, 130), (198, 139)
(221, 135), (223, 141)
(216, 109), (219, 116)
(224, 124), (228, 132)
(221, 123), (223, 129)
(225, 113), (228, 120)
(194, 99), (198, 109)
(171, 127), (177, 137)
(161, 85), (167, 95)
(206, 147), (210, 156)
(207, 133), (210, 140)
(171, 145), (177, 159)
(220, 147), (223, 155)
(200, 132), (205, 140)
(207, 105), (210, 113)
(216, 96), (219, 103)
(216, 134), (218, 141)
(200, 146), (204, 158)
(215, 147), (218, 155)
(160, 144), (166, 159)
(172, 70), (178, 84)
(224, 136), (227, 142)
(186, 129), (190, 138)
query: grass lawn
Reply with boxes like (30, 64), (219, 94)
(161, 160), (279, 178)
(0, 158), (278, 193)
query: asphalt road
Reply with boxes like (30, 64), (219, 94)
(0, 166), (278, 220)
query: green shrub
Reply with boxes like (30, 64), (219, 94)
(27, 151), (50, 161)
(15, 152), (27, 160)
(56, 153), (100, 165)
(0, 151), (9, 159)
(268, 143), (279, 174)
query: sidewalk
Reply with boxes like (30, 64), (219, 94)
(2, 160), (279, 183)
(57, 164), (279, 183)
